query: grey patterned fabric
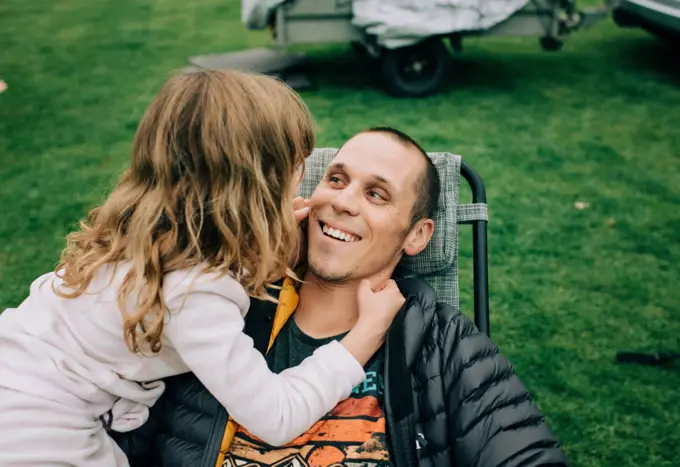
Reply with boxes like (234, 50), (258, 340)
(297, 148), (488, 308)
(457, 203), (489, 224)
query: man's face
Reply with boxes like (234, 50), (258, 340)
(306, 132), (432, 284)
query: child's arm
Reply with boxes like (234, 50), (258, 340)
(162, 281), (399, 447)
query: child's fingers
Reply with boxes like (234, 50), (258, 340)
(294, 206), (310, 223)
(292, 196), (307, 211)
(293, 197), (311, 223)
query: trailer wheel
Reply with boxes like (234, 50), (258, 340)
(350, 41), (368, 56)
(380, 39), (451, 97)
(540, 36), (564, 52)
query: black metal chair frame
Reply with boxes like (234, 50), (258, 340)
(460, 161), (490, 338)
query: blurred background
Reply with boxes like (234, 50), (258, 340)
(0, 1), (678, 465)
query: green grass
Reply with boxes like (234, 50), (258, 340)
(1, 1), (679, 465)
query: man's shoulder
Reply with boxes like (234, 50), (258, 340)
(393, 268), (462, 320)
(393, 268), (487, 352)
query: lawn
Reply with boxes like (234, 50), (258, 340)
(1, 0), (679, 465)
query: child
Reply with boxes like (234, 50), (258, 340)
(0, 70), (406, 466)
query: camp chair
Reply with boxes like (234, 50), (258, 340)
(297, 148), (491, 337)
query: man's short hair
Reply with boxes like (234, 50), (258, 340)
(363, 127), (440, 225)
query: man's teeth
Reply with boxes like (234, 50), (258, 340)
(322, 224), (359, 242)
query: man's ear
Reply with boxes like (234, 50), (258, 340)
(403, 218), (435, 257)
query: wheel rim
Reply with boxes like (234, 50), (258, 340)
(397, 48), (439, 85)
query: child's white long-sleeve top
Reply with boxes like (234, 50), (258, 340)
(0, 263), (365, 446)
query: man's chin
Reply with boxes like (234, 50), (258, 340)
(307, 262), (353, 284)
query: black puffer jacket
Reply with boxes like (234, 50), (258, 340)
(114, 272), (569, 467)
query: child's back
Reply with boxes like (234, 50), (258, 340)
(0, 262), (247, 429)
(0, 69), (405, 467)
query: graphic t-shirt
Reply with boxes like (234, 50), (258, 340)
(223, 317), (392, 467)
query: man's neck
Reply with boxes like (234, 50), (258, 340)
(293, 272), (362, 339)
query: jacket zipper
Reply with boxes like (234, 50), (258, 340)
(384, 302), (417, 467)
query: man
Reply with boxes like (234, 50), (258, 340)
(115, 127), (569, 467)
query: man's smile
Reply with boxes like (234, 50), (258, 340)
(317, 220), (362, 243)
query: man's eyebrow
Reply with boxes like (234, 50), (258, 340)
(327, 162), (394, 188)
(371, 174), (389, 185)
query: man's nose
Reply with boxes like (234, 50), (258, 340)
(331, 185), (360, 216)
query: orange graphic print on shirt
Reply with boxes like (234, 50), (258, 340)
(223, 390), (390, 467)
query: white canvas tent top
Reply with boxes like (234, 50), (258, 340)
(243, 0), (530, 48)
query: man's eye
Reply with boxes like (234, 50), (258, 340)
(368, 191), (384, 200)
(329, 175), (341, 184)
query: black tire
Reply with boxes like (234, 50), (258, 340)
(540, 36), (564, 52)
(350, 41), (368, 56)
(379, 39), (451, 98)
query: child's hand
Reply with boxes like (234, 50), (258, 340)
(293, 196), (310, 222)
(290, 197), (310, 267)
(356, 279), (406, 334)
(339, 279), (406, 366)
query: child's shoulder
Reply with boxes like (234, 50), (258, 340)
(163, 264), (249, 311)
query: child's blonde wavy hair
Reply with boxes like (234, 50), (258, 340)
(54, 69), (314, 355)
